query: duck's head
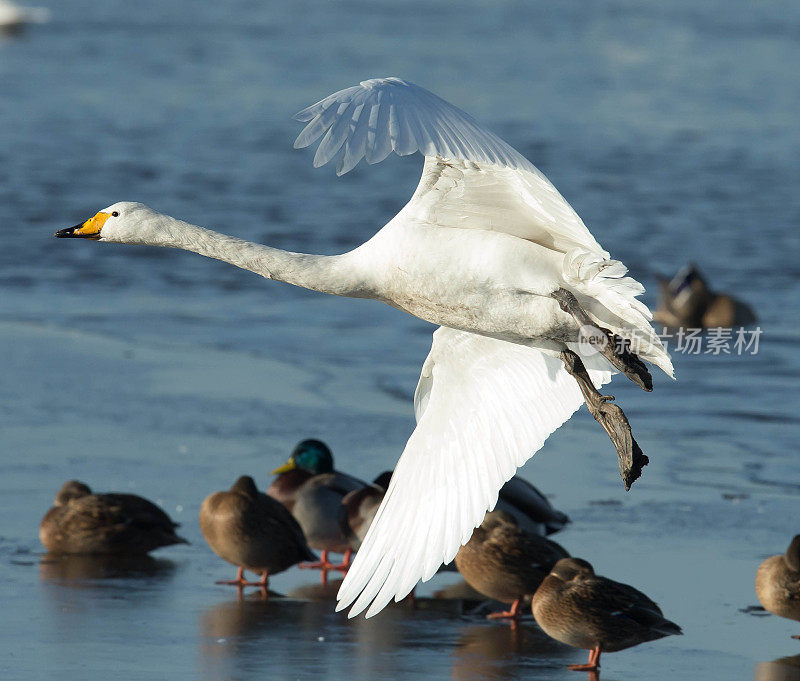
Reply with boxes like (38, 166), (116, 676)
(785, 535), (800, 572)
(480, 509), (518, 531)
(658, 263), (712, 323)
(54, 480), (92, 505)
(230, 475), (259, 499)
(55, 202), (167, 245)
(271, 439), (334, 476)
(549, 557), (594, 582)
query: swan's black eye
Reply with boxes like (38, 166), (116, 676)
(111, 211), (119, 217)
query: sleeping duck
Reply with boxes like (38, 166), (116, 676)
(39, 480), (186, 555)
(455, 510), (569, 622)
(756, 535), (800, 633)
(199, 475), (316, 589)
(532, 558), (682, 672)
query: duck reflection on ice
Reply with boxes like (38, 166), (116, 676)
(452, 622), (576, 681)
(199, 576), (583, 681)
(39, 552), (177, 586)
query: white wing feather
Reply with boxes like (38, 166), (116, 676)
(294, 77), (539, 176)
(294, 78), (607, 253)
(336, 328), (611, 617)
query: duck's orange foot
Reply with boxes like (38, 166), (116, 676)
(568, 646), (602, 672)
(486, 598), (522, 622)
(299, 549), (351, 573)
(215, 578), (264, 586)
(215, 567), (268, 589)
(567, 663), (599, 672)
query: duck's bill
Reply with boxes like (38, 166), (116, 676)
(271, 460), (297, 474)
(54, 212), (109, 240)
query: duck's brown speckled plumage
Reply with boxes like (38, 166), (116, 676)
(532, 558), (681, 669)
(756, 535), (800, 623)
(455, 510), (569, 606)
(199, 476), (316, 577)
(39, 480), (186, 555)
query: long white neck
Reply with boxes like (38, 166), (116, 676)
(140, 216), (374, 298)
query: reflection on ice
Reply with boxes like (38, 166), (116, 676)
(39, 552), (177, 585)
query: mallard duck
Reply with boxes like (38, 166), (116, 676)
(654, 264), (756, 329)
(199, 475), (316, 589)
(455, 510), (569, 622)
(39, 480), (187, 555)
(756, 536), (800, 630)
(267, 439), (366, 572)
(532, 558), (682, 672)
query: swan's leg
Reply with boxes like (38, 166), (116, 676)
(560, 349), (649, 490)
(551, 288), (653, 392)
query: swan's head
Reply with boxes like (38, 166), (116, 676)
(55, 202), (165, 245)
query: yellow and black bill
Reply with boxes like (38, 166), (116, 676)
(55, 212), (110, 240)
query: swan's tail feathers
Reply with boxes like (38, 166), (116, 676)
(563, 248), (674, 379)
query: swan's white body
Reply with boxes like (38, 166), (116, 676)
(0, 0), (48, 28)
(61, 78), (673, 618)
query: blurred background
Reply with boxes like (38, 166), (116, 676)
(1, 1), (799, 679)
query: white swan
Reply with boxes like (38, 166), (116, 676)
(56, 77), (673, 618)
(0, 0), (48, 29)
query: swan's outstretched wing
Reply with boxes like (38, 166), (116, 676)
(293, 77), (605, 254)
(336, 328), (611, 617)
(295, 78), (672, 372)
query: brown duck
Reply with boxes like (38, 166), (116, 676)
(199, 475), (316, 589)
(39, 480), (187, 555)
(756, 535), (800, 631)
(532, 557), (682, 672)
(455, 510), (569, 622)
(654, 264), (756, 329)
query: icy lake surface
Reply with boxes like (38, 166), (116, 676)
(1, 0), (800, 678)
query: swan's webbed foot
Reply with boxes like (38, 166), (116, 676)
(551, 288), (653, 392)
(560, 350), (649, 490)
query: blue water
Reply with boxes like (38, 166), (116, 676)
(2, 0), (800, 679)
